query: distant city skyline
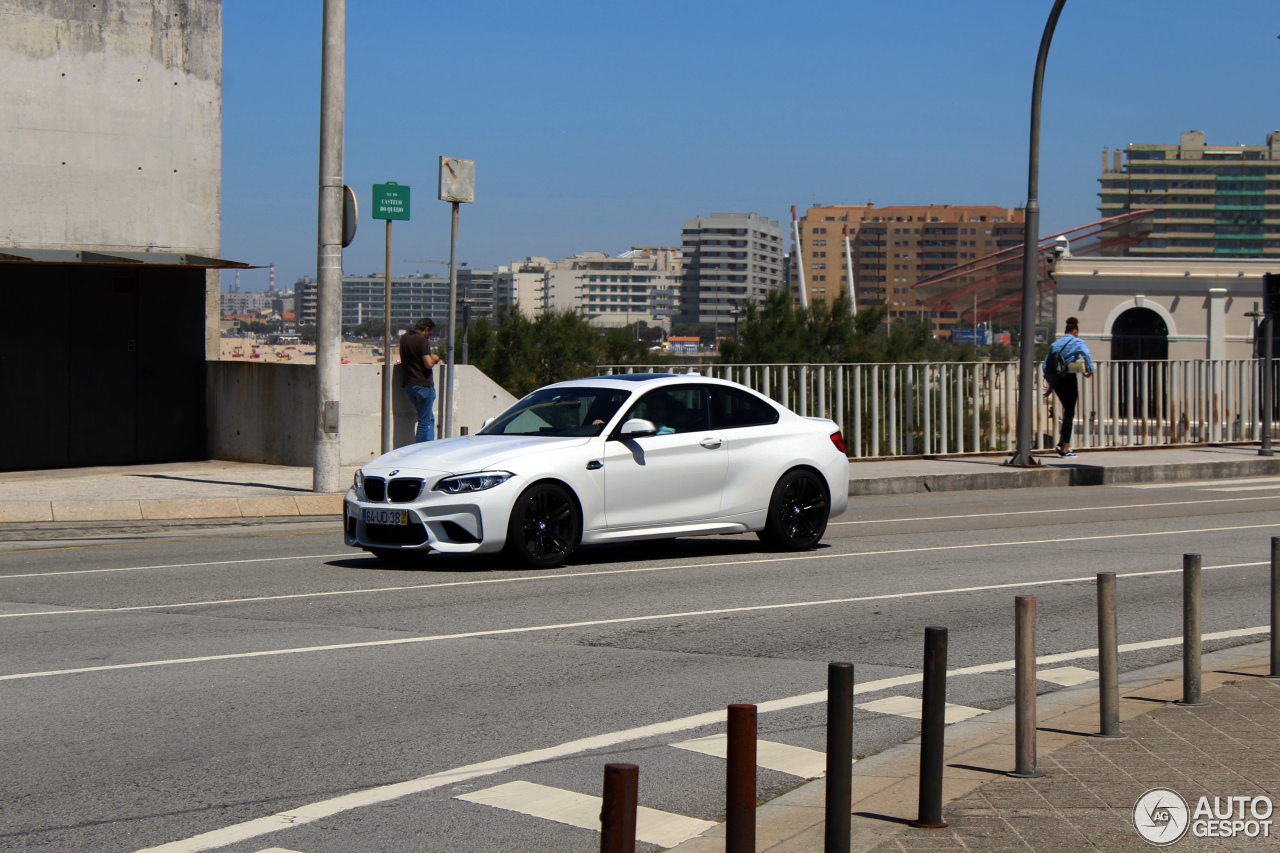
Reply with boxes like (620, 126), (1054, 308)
(219, 0), (1280, 291)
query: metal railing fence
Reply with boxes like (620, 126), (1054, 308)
(598, 359), (1278, 457)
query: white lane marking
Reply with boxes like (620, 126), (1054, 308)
(859, 695), (987, 724)
(0, 554), (353, 581)
(1204, 484), (1280, 492)
(5, 552), (1272, 683)
(830, 494), (1280, 526)
(127, 625), (1269, 853)
(669, 734), (829, 779)
(1037, 666), (1098, 687)
(454, 781), (715, 848)
(254, 849), (308, 852)
(4, 519), (1275, 622)
(1119, 477), (1280, 490)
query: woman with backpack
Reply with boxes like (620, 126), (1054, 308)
(1042, 317), (1094, 457)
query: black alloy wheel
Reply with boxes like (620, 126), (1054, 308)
(758, 469), (829, 550)
(505, 482), (580, 568)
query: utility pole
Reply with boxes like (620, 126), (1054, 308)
(1008, 0), (1068, 468)
(313, 0), (345, 492)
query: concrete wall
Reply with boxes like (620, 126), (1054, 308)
(208, 362), (519, 467)
(0, 0), (223, 355)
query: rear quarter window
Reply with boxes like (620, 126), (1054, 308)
(710, 386), (781, 429)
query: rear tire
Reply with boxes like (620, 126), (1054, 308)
(504, 482), (580, 569)
(758, 469), (829, 551)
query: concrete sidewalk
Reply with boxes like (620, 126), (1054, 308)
(0, 460), (358, 524)
(671, 643), (1279, 853)
(0, 444), (1277, 526)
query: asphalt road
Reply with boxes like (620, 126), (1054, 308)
(2, 479), (1279, 853)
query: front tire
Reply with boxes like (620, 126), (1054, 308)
(758, 469), (829, 550)
(505, 482), (580, 568)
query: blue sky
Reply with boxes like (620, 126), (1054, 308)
(220, 0), (1280, 291)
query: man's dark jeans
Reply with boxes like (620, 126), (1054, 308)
(405, 385), (436, 443)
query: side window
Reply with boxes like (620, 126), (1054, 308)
(710, 386), (781, 429)
(622, 387), (710, 435)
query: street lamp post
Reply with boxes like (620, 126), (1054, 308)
(1008, 0), (1068, 468)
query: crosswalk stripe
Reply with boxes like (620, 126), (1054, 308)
(669, 734), (829, 779)
(455, 781), (716, 848)
(1038, 665), (1098, 686)
(859, 695), (987, 724)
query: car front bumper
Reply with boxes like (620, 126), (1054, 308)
(343, 480), (521, 555)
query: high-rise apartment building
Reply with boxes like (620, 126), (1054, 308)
(1098, 130), (1280, 258)
(678, 213), (784, 325)
(533, 248), (684, 328)
(793, 204), (1025, 334)
(495, 257), (552, 316)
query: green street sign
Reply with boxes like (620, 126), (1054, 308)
(372, 182), (410, 221)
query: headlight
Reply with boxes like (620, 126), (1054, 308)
(433, 471), (514, 494)
(353, 470), (365, 492)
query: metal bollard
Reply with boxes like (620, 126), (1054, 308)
(1176, 554), (1207, 706)
(726, 704), (756, 853)
(1096, 573), (1126, 738)
(911, 627), (949, 829)
(1009, 596), (1045, 778)
(460, 425), (469, 436)
(825, 662), (854, 852)
(1270, 537), (1280, 679)
(600, 763), (638, 853)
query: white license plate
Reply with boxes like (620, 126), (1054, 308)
(364, 508), (409, 526)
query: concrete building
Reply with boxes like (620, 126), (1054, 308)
(1098, 131), (1280, 259)
(222, 290), (280, 317)
(792, 204), (1025, 335)
(0, 0), (241, 469)
(1052, 256), (1271, 360)
(335, 274), (452, 332)
(557, 247), (684, 330)
(679, 213), (784, 325)
(495, 257), (552, 317)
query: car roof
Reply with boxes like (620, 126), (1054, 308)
(545, 373), (755, 393)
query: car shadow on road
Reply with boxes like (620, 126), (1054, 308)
(325, 537), (834, 575)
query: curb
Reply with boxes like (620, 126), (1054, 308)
(848, 456), (1280, 496)
(667, 642), (1273, 853)
(0, 494), (345, 525)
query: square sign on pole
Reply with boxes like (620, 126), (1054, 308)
(438, 157), (475, 203)
(372, 182), (411, 220)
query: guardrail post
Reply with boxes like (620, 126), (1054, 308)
(1009, 596), (1044, 777)
(825, 662), (854, 852)
(911, 626), (949, 829)
(1096, 573), (1126, 738)
(600, 763), (638, 853)
(1176, 554), (1207, 706)
(726, 703), (756, 853)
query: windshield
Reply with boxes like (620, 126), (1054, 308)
(479, 387), (631, 437)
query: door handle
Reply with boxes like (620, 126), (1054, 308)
(699, 438), (722, 449)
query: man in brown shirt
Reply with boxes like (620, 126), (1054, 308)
(400, 317), (444, 442)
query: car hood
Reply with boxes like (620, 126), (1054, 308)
(365, 434), (591, 475)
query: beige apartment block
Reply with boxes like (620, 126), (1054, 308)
(792, 204), (1025, 335)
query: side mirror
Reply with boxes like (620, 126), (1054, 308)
(482, 417), (496, 428)
(616, 418), (657, 439)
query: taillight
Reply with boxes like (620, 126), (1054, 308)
(830, 431), (847, 454)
